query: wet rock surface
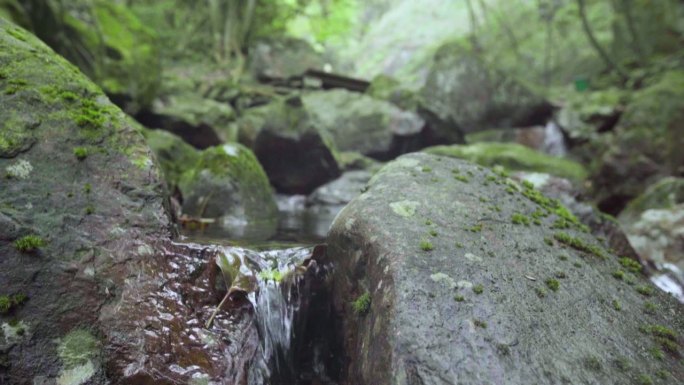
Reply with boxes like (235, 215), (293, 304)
(0, 19), (172, 383)
(325, 152), (684, 385)
(619, 178), (684, 270)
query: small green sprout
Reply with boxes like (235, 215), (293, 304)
(472, 284), (484, 295)
(454, 295), (464, 302)
(473, 319), (487, 328)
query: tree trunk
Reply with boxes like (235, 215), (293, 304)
(577, 0), (628, 82)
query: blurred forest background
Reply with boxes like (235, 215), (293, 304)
(2, 0), (683, 289)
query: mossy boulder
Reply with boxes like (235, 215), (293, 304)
(137, 93), (236, 149)
(179, 143), (278, 238)
(420, 41), (552, 138)
(234, 102), (274, 148)
(423, 142), (587, 181)
(0, 19), (172, 383)
(302, 89), (427, 160)
(17, 0), (161, 113)
(248, 37), (323, 80)
(324, 152), (684, 384)
(144, 129), (200, 193)
(591, 71), (684, 214)
(366, 74), (419, 111)
(252, 97), (341, 194)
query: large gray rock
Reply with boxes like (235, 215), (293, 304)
(0, 20), (173, 383)
(249, 37), (323, 80)
(252, 97), (341, 194)
(302, 89), (427, 160)
(324, 152), (684, 384)
(420, 41), (552, 139)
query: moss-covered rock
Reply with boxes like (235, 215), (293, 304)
(252, 97), (341, 194)
(591, 71), (684, 213)
(420, 40), (553, 138)
(324, 152), (684, 384)
(366, 74), (419, 111)
(137, 93), (236, 149)
(15, 0), (161, 112)
(0, 18), (172, 383)
(144, 129), (200, 193)
(179, 143), (278, 238)
(302, 89), (427, 160)
(423, 142), (587, 181)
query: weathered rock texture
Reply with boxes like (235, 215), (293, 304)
(0, 19), (172, 383)
(325, 152), (684, 385)
(252, 97), (341, 194)
(420, 41), (553, 138)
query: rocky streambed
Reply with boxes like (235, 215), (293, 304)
(2, 16), (684, 385)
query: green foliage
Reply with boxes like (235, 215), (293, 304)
(287, 0), (358, 45)
(472, 284), (484, 295)
(258, 269), (283, 282)
(352, 292), (371, 315)
(14, 235), (46, 252)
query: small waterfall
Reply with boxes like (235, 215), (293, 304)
(543, 121), (567, 156)
(214, 246), (314, 384)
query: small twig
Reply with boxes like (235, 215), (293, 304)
(205, 290), (231, 329)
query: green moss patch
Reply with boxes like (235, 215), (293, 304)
(554, 232), (606, 259)
(424, 142), (587, 180)
(14, 235), (46, 253)
(352, 292), (371, 315)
